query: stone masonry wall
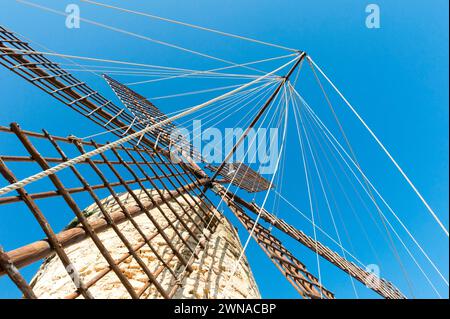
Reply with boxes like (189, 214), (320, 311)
(30, 189), (260, 299)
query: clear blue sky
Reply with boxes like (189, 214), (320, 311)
(0, 0), (448, 299)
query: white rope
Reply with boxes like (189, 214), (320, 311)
(215, 93), (284, 287)
(17, 0), (268, 75)
(80, 105), (191, 140)
(173, 81), (277, 146)
(12, 30), (104, 79)
(32, 58), (283, 76)
(125, 74), (265, 82)
(19, 61), (280, 82)
(148, 84), (250, 101)
(88, 85), (257, 142)
(307, 56), (448, 237)
(175, 82), (282, 284)
(273, 189), (366, 268)
(295, 94), (443, 297)
(0, 57), (298, 196)
(158, 81), (272, 138)
(177, 85), (277, 145)
(291, 92), (323, 298)
(292, 88), (359, 298)
(4, 47), (267, 81)
(80, 0), (298, 52)
(221, 88), (289, 297)
(17, 66), (190, 75)
(80, 92), (219, 140)
(294, 78), (418, 295)
(43, 62), (189, 72)
(269, 86), (290, 217)
(125, 54), (293, 85)
(168, 83), (270, 164)
(296, 89), (449, 288)
(3, 47), (198, 72)
(166, 81), (277, 159)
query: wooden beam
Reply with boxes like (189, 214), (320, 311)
(0, 178), (209, 276)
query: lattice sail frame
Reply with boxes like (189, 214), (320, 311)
(206, 162), (273, 193)
(103, 74), (203, 162)
(0, 25), (406, 299)
(0, 124), (219, 299)
(214, 185), (406, 299)
(0, 26), (200, 169)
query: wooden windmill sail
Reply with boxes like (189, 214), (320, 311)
(0, 25), (407, 299)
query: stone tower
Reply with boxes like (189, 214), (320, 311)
(30, 189), (260, 299)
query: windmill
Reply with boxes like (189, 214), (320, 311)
(0, 16), (438, 299)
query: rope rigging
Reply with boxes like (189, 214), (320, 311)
(292, 85), (448, 292)
(292, 89), (359, 297)
(292, 85), (324, 298)
(0, 56), (299, 196)
(220, 84), (291, 297)
(0, 5), (446, 298)
(3, 47), (274, 80)
(170, 79), (287, 284)
(307, 56), (449, 238)
(17, 0), (271, 75)
(80, 0), (298, 53)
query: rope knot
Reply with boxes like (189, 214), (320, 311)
(67, 134), (81, 143)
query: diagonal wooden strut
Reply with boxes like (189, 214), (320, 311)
(213, 183), (406, 299)
(0, 178), (208, 276)
(203, 52), (306, 192)
(102, 74), (203, 162)
(0, 27), (188, 167)
(0, 25), (207, 179)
